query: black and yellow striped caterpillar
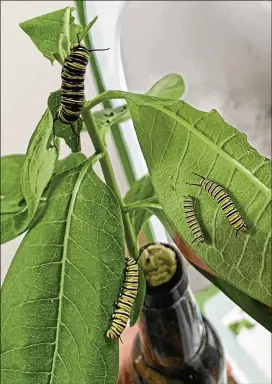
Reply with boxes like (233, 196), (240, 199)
(189, 172), (247, 233)
(184, 196), (205, 243)
(106, 256), (139, 340)
(54, 34), (109, 142)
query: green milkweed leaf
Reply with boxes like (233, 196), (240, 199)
(20, 8), (98, 65)
(1, 153), (86, 244)
(21, 108), (58, 226)
(0, 193), (25, 214)
(1, 155), (25, 214)
(73, 16), (98, 45)
(48, 90), (83, 153)
(124, 175), (157, 238)
(1, 155), (124, 384)
(54, 153), (87, 175)
(130, 268), (146, 326)
(125, 97), (272, 306)
(146, 73), (185, 100)
(1, 209), (28, 245)
(1, 110), (58, 243)
(124, 175), (174, 239)
(123, 167), (271, 328)
(19, 7), (73, 64)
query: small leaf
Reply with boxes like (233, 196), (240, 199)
(147, 73), (185, 100)
(48, 90), (82, 152)
(72, 16), (98, 44)
(19, 7), (73, 64)
(126, 97), (272, 306)
(1, 209), (28, 244)
(228, 319), (255, 335)
(1, 154), (25, 196)
(125, 175), (156, 237)
(130, 268), (146, 326)
(54, 153), (87, 175)
(1, 155), (25, 214)
(1, 156), (124, 383)
(124, 175), (173, 238)
(0, 193), (25, 214)
(21, 108), (58, 225)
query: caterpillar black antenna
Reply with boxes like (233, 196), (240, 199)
(192, 171), (205, 178)
(88, 47), (110, 53)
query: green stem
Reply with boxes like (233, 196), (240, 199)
(76, 0), (155, 244)
(82, 108), (139, 259)
(76, 0), (136, 186)
(124, 202), (163, 213)
(84, 91), (127, 110)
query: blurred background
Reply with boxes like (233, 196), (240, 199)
(1, 1), (271, 383)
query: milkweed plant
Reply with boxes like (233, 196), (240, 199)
(1, 5), (271, 384)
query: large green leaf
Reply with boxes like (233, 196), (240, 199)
(21, 108), (58, 225)
(1, 155), (25, 214)
(126, 98), (272, 306)
(1, 155), (124, 384)
(1, 153), (86, 244)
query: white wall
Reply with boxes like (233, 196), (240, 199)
(120, 1), (271, 158)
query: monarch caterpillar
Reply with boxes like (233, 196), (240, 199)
(54, 34), (109, 143)
(184, 196), (204, 243)
(106, 256), (139, 340)
(188, 172), (247, 233)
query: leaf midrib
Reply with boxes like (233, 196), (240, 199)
(49, 154), (102, 383)
(156, 105), (271, 198)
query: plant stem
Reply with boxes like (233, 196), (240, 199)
(76, 0), (155, 244)
(124, 202), (163, 213)
(76, 0), (136, 186)
(82, 108), (139, 259)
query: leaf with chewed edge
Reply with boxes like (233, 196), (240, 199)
(1, 155), (125, 383)
(20, 8), (99, 65)
(20, 7), (73, 64)
(48, 90), (83, 153)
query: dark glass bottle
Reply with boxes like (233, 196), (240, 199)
(131, 243), (227, 384)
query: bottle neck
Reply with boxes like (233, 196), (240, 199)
(137, 243), (205, 373)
